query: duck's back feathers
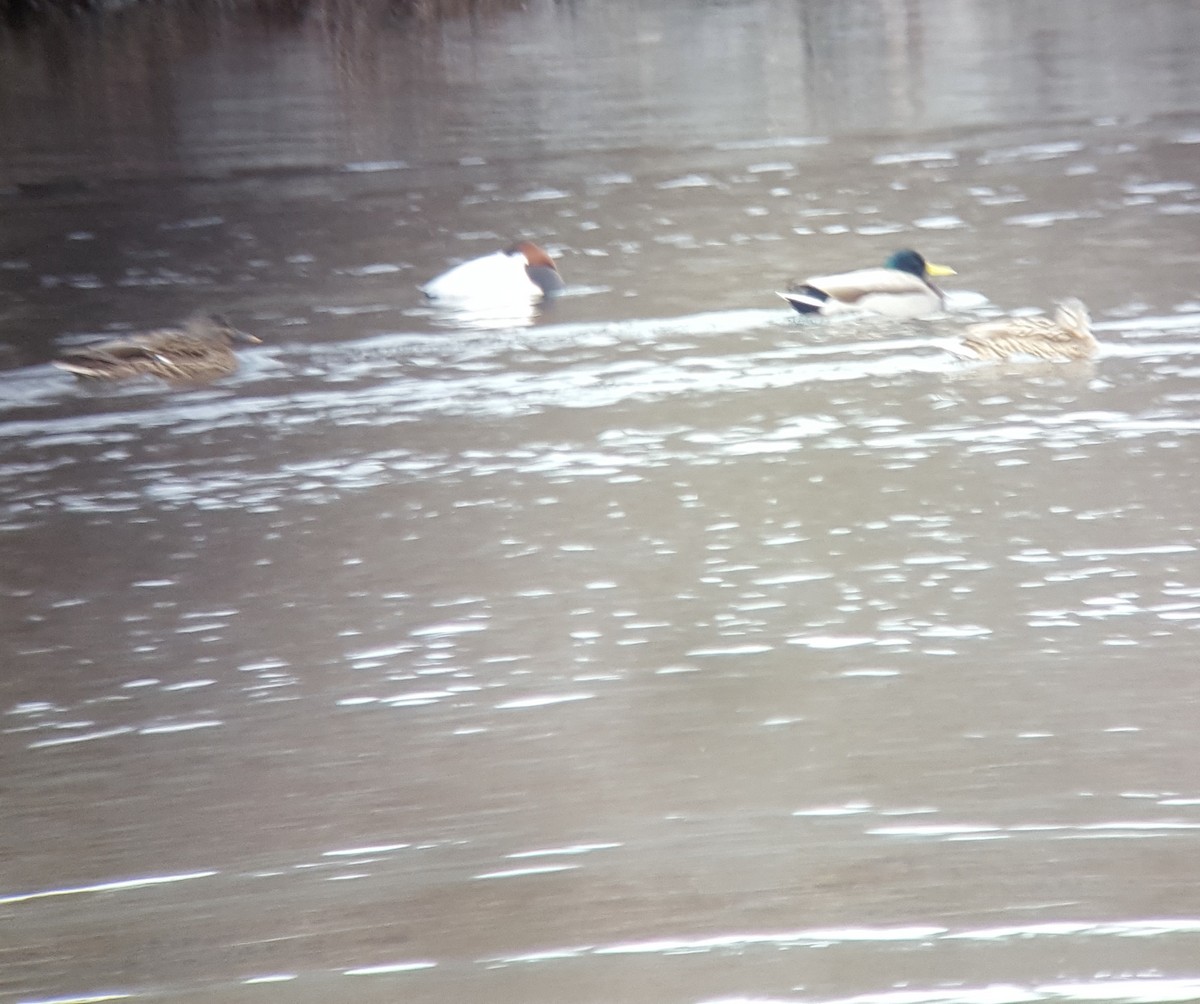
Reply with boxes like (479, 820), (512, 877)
(958, 299), (1096, 362)
(421, 249), (537, 301)
(804, 266), (935, 300)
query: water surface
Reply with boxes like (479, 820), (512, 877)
(2, 2), (1200, 1002)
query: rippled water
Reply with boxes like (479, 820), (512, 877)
(2, 1), (1200, 1002)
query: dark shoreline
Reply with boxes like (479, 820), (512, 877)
(2, 0), (515, 30)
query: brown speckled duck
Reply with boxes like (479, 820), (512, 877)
(958, 298), (1096, 362)
(54, 314), (261, 382)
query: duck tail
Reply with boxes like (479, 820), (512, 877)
(955, 335), (1002, 361)
(777, 285), (828, 315)
(52, 358), (108, 378)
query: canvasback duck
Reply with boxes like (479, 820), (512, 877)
(421, 241), (564, 303)
(957, 298), (1096, 361)
(778, 249), (956, 318)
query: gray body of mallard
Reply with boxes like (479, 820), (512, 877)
(778, 249), (956, 318)
(54, 315), (261, 381)
(958, 299), (1096, 361)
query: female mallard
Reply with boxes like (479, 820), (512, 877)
(421, 240), (564, 304)
(957, 298), (1095, 361)
(778, 249), (956, 318)
(54, 314), (261, 382)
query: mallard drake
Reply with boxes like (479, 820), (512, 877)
(421, 240), (564, 303)
(957, 298), (1096, 361)
(778, 249), (956, 318)
(53, 314), (261, 382)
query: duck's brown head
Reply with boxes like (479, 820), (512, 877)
(507, 241), (565, 297)
(204, 314), (262, 345)
(1053, 298), (1092, 338)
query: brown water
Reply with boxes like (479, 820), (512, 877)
(3, 1), (1200, 1002)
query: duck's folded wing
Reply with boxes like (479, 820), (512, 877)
(964, 317), (1055, 340)
(58, 332), (205, 366)
(805, 267), (929, 299)
(58, 337), (162, 364)
(959, 317), (1062, 360)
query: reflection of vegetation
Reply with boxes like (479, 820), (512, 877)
(2, 0), (524, 29)
(0, 0), (530, 184)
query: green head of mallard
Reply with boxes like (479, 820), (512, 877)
(885, 249), (956, 280)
